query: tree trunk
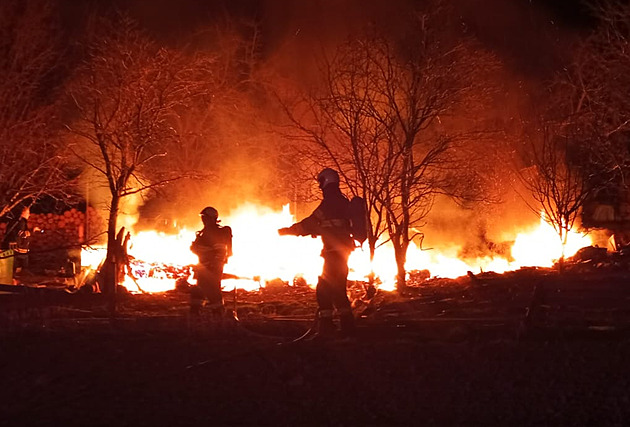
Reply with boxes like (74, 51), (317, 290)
(558, 229), (568, 274)
(368, 235), (377, 286)
(393, 238), (408, 294)
(102, 194), (120, 313)
(556, 255), (565, 274)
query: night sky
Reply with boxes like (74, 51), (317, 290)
(58, 0), (595, 78)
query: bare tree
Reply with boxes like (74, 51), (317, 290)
(65, 15), (213, 295)
(0, 0), (72, 218)
(517, 0), (630, 256)
(582, 1), (630, 219)
(518, 122), (592, 263)
(279, 35), (390, 271)
(281, 1), (501, 292)
(550, 0), (630, 226)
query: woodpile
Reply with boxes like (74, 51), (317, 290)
(0, 207), (105, 251)
(32, 207), (106, 250)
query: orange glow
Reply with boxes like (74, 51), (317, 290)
(81, 205), (592, 293)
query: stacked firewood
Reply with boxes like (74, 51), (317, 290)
(0, 207), (106, 251)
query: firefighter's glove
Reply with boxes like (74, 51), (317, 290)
(278, 227), (293, 236)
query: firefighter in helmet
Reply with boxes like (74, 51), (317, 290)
(1, 205), (37, 277)
(190, 206), (233, 317)
(278, 168), (356, 337)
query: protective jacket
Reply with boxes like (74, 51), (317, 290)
(282, 183), (356, 336)
(1, 217), (30, 254)
(285, 185), (354, 253)
(190, 224), (233, 268)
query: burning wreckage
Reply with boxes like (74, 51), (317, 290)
(72, 204), (594, 294)
(3, 202), (630, 337)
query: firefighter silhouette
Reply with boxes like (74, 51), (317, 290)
(278, 168), (357, 337)
(190, 206), (233, 317)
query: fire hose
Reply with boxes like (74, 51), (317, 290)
(222, 313), (318, 344)
(213, 272), (319, 343)
(219, 273), (366, 344)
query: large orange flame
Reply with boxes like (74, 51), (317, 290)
(81, 204), (592, 293)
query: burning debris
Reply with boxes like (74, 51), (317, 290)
(70, 204), (595, 297)
(0, 201), (598, 300)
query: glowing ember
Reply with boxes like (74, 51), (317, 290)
(81, 205), (592, 293)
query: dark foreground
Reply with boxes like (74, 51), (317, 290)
(2, 267), (630, 426)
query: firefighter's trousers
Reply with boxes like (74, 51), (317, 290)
(316, 249), (355, 334)
(191, 263), (224, 314)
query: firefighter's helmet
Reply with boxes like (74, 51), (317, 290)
(317, 168), (340, 189)
(200, 206), (219, 222)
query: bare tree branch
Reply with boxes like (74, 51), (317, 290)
(0, 0), (73, 218)
(65, 13), (214, 294)
(277, 0), (502, 291)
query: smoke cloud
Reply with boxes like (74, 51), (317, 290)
(69, 0), (592, 248)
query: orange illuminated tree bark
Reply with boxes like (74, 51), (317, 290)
(65, 15), (213, 298)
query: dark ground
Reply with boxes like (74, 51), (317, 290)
(2, 262), (630, 427)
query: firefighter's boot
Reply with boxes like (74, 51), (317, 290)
(339, 312), (356, 337)
(189, 287), (203, 316)
(209, 304), (225, 321)
(317, 313), (336, 338)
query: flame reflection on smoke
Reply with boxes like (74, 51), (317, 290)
(81, 204), (592, 293)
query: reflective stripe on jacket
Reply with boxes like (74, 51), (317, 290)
(289, 186), (354, 252)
